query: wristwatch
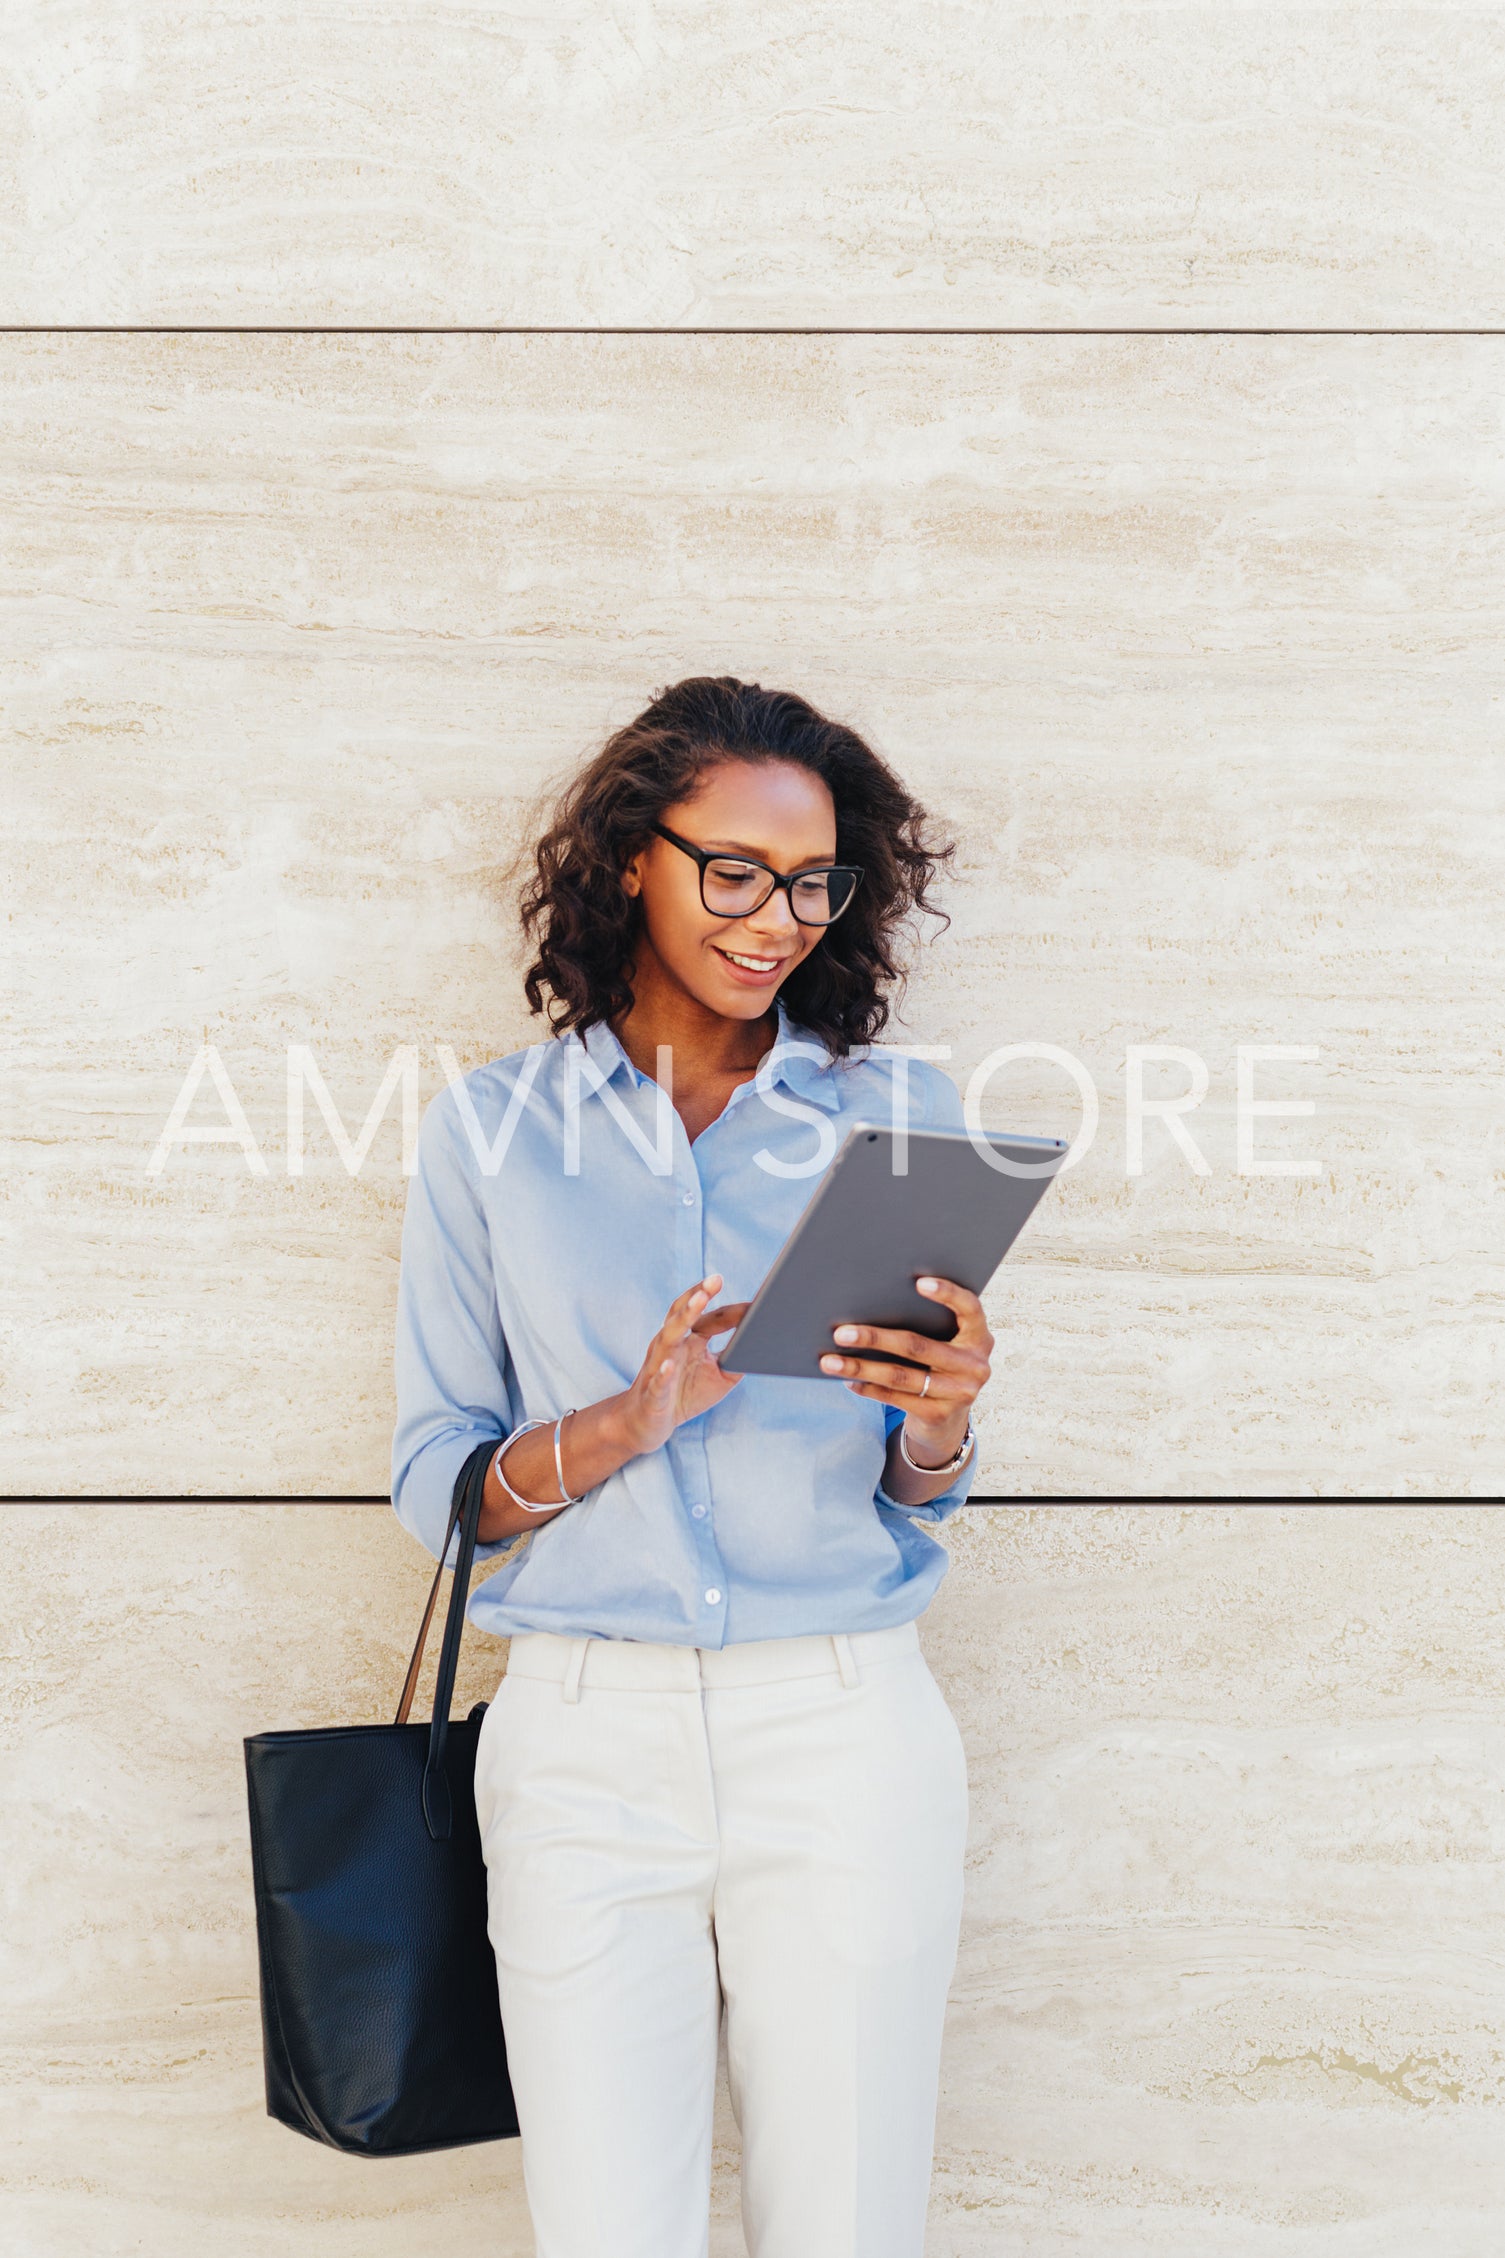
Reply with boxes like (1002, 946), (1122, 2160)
(897, 1415), (976, 1478)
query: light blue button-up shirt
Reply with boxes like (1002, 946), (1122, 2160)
(390, 995), (979, 1644)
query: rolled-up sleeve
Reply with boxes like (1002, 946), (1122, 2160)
(873, 1057), (983, 1523)
(874, 1399), (980, 1521)
(391, 1083), (529, 1570)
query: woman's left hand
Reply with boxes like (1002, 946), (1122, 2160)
(819, 1276), (993, 1459)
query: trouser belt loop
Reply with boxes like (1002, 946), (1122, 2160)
(832, 1633), (860, 1690)
(562, 1636), (591, 1703)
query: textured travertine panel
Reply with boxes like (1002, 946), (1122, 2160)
(2, 7), (1504, 325)
(3, 1504), (1505, 2256)
(2, 333), (1502, 1499)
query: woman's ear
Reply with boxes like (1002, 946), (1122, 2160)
(620, 856), (641, 899)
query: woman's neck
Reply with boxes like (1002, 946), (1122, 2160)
(611, 956), (776, 1087)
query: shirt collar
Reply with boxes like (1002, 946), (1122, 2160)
(570, 992), (844, 1112)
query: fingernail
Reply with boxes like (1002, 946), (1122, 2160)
(917, 1278), (939, 1293)
(834, 1325), (858, 1343)
(820, 1355), (844, 1372)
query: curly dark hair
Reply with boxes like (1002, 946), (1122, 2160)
(511, 676), (956, 1057)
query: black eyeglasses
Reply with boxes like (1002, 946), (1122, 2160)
(650, 822), (864, 928)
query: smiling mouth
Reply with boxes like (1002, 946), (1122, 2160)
(713, 945), (788, 974)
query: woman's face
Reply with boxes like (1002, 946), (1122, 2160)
(621, 758), (838, 1024)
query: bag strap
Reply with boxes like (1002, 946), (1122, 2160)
(393, 1468), (471, 1728)
(421, 1439), (492, 1839)
(390, 1437), (498, 1842)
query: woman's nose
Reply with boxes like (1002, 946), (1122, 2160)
(747, 886), (802, 942)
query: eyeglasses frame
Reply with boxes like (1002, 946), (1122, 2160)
(648, 822), (864, 928)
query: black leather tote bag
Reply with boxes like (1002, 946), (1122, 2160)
(243, 1439), (519, 2155)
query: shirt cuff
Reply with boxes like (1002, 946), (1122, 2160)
(397, 1428), (535, 1571)
(874, 1410), (979, 1520)
(454, 1444), (536, 1571)
(874, 1476), (973, 1521)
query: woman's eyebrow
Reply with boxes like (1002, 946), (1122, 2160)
(701, 838), (838, 868)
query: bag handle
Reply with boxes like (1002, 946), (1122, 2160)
(392, 1460), (473, 1729)
(391, 1437), (497, 1841)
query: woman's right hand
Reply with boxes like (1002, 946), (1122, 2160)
(615, 1273), (748, 1457)
(478, 1275), (748, 1542)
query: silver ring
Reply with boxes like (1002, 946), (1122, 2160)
(919, 1371), (931, 1398)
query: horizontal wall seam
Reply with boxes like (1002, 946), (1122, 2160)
(3, 327), (1504, 339)
(0, 1493), (1009, 1505)
(0, 1496), (1448, 1508)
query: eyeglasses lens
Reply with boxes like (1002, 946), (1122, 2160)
(703, 861), (772, 914)
(702, 862), (858, 925)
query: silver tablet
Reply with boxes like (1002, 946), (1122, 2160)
(717, 1120), (1068, 1381)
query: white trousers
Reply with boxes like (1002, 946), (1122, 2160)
(472, 1618), (969, 2258)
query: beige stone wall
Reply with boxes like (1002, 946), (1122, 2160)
(2, 7), (1503, 325)
(5, 11), (1505, 2255)
(6, 1506), (1505, 2255)
(5, 334), (1501, 1499)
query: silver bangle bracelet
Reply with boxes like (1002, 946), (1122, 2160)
(897, 1415), (976, 1478)
(552, 1408), (579, 1504)
(493, 1412), (584, 1514)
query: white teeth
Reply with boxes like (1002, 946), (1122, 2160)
(721, 950), (780, 971)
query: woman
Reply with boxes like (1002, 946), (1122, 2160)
(391, 677), (994, 2258)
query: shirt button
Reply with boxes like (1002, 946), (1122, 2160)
(682, 1191), (696, 1206)
(704, 1587), (722, 1605)
(691, 1504), (707, 1519)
